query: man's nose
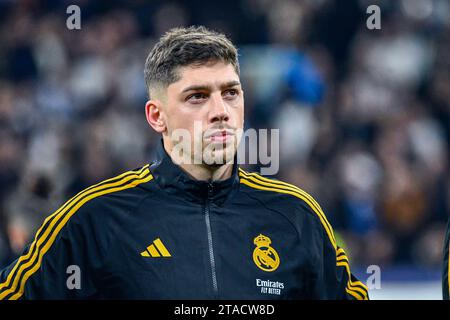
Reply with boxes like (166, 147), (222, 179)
(209, 93), (230, 123)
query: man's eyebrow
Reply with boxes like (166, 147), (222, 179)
(220, 80), (241, 89)
(181, 81), (241, 93)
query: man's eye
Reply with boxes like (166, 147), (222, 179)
(187, 93), (207, 101)
(223, 89), (239, 98)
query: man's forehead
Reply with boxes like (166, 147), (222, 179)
(173, 62), (240, 89)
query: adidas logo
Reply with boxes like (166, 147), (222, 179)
(140, 238), (172, 257)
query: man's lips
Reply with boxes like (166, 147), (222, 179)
(210, 134), (230, 142)
(206, 130), (234, 142)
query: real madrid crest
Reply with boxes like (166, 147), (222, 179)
(252, 234), (280, 272)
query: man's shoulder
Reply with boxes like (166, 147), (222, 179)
(238, 167), (338, 249)
(60, 164), (155, 224)
(237, 167), (335, 238)
(238, 167), (320, 212)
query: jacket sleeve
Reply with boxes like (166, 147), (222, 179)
(443, 217), (450, 300)
(320, 238), (369, 300)
(0, 203), (101, 300)
(305, 203), (369, 300)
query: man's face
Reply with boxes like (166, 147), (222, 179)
(160, 61), (244, 166)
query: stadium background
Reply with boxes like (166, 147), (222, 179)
(0, 0), (448, 299)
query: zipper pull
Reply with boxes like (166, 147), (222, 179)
(207, 183), (213, 198)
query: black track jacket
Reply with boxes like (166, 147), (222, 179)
(0, 142), (369, 300)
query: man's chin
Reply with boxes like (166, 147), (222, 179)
(199, 147), (237, 167)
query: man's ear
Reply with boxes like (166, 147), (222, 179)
(145, 100), (166, 133)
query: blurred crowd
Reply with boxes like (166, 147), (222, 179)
(0, 0), (449, 271)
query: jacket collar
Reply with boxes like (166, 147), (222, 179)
(150, 140), (240, 205)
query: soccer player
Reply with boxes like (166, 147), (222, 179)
(443, 219), (449, 300)
(0, 26), (368, 299)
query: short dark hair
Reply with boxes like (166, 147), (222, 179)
(144, 26), (239, 98)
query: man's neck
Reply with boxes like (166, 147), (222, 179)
(163, 142), (234, 181)
(178, 162), (234, 181)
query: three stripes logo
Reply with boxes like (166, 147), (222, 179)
(141, 238), (171, 258)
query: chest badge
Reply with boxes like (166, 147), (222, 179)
(252, 234), (280, 272)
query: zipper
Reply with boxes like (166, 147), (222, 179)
(204, 182), (218, 297)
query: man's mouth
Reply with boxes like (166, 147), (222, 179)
(206, 130), (234, 143)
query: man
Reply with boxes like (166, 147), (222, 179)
(0, 26), (368, 299)
(443, 219), (449, 300)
